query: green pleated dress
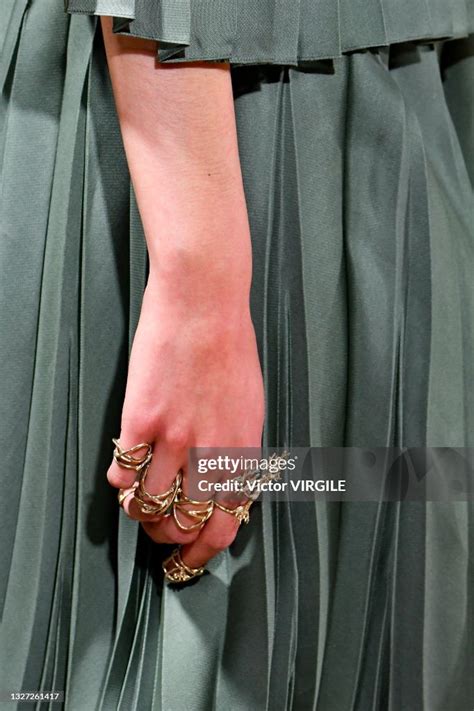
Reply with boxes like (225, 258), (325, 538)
(0, 1), (473, 709)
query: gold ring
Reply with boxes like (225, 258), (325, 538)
(173, 488), (214, 531)
(118, 483), (138, 508)
(112, 438), (152, 474)
(162, 548), (205, 583)
(213, 498), (253, 524)
(133, 468), (182, 516)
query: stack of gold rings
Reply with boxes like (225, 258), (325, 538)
(113, 438), (253, 583)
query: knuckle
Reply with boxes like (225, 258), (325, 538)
(107, 465), (130, 489)
(206, 525), (238, 552)
(121, 413), (154, 441)
(164, 425), (191, 451)
(173, 529), (200, 545)
(192, 445), (218, 461)
(121, 404), (164, 441)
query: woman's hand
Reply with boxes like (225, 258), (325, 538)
(101, 17), (265, 571)
(108, 269), (265, 565)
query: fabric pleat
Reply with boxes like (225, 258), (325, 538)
(1, 1), (473, 710)
(66, 0), (474, 65)
(442, 35), (474, 187)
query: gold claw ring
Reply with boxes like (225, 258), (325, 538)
(213, 498), (253, 524)
(117, 484), (138, 508)
(162, 548), (205, 583)
(133, 468), (182, 516)
(113, 437), (180, 517)
(173, 488), (214, 531)
(112, 438), (152, 473)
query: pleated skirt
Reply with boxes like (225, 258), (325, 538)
(0, 1), (473, 709)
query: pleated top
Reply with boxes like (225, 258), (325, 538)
(65, 0), (474, 65)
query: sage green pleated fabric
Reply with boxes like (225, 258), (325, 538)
(65, 0), (474, 64)
(1, 1), (473, 710)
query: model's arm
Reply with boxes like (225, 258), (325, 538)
(102, 18), (265, 568)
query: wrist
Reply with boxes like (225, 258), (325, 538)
(140, 277), (256, 357)
(148, 231), (252, 301)
(146, 256), (252, 322)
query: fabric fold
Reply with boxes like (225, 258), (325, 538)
(1, 1), (473, 708)
(0, 0), (29, 91)
(65, 0), (474, 65)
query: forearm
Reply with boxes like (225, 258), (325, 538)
(101, 18), (252, 315)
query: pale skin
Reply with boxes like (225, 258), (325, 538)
(101, 18), (265, 569)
